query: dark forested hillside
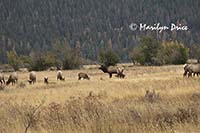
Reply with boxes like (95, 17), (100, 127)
(0, 0), (200, 64)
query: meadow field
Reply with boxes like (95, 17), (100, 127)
(0, 65), (200, 133)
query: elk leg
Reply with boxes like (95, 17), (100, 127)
(188, 72), (192, 77)
(193, 73), (196, 77)
(183, 71), (187, 77)
(109, 73), (112, 78)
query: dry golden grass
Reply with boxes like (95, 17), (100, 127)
(0, 64), (200, 133)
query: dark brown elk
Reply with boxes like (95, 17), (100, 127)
(115, 72), (125, 78)
(6, 72), (18, 85)
(78, 73), (90, 80)
(28, 71), (36, 84)
(99, 65), (117, 78)
(116, 67), (125, 78)
(0, 73), (5, 85)
(99, 65), (124, 78)
(57, 70), (65, 81)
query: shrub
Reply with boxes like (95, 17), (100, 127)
(29, 52), (57, 71)
(130, 36), (189, 65)
(130, 36), (161, 65)
(7, 51), (21, 71)
(144, 90), (160, 103)
(52, 39), (82, 70)
(157, 41), (189, 64)
(130, 47), (145, 65)
(98, 48), (119, 66)
(62, 50), (83, 70)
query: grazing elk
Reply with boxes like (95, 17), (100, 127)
(78, 72), (90, 80)
(0, 73), (5, 85)
(115, 72), (125, 78)
(99, 65), (124, 78)
(28, 71), (36, 84)
(116, 67), (125, 78)
(183, 64), (200, 77)
(6, 72), (18, 85)
(57, 70), (65, 81)
(44, 77), (49, 84)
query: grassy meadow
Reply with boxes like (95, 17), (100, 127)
(0, 64), (200, 133)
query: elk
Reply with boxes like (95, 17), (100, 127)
(0, 73), (5, 85)
(99, 65), (124, 78)
(28, 71), (36, 84)
(183, 64), (200, 77)
(6, 72), (18, 85)
(115, 72), (125, 78)
(116, 67), (125, 78)
(78, 72), (90, 80)
(57, 70), (65, 81)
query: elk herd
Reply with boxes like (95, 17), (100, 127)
(0, 65), (125, 86)
(0, 63), (196, 86)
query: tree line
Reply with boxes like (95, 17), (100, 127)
(0, 0), (200, 64)
(5, 36), (189, 71)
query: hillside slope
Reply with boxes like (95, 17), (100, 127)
(0, 0), (199, 63)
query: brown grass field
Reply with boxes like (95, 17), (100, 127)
(1, 64), (200, 133)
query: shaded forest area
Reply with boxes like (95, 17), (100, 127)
(0, 0), (200, 64)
